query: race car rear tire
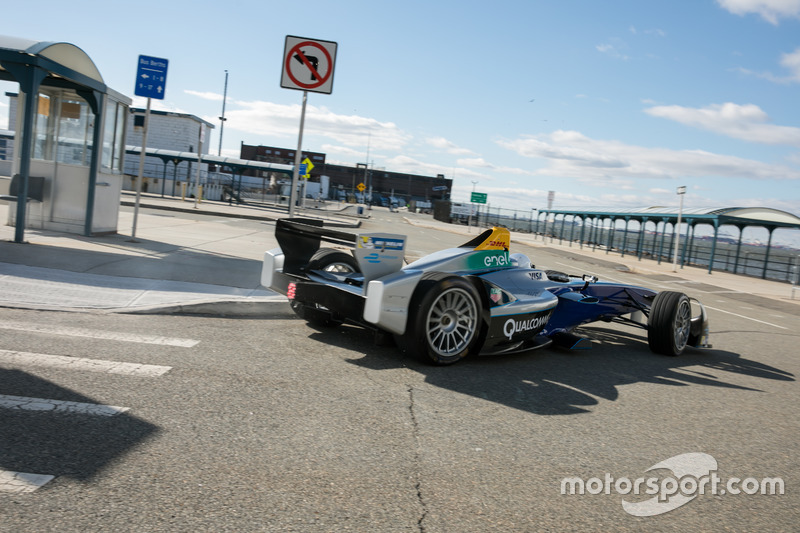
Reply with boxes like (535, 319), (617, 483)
(647, 291), (692, 356)
(400, 277), (482, 365)
(307, 248), (360, 273)
(292, 249), (359, 327)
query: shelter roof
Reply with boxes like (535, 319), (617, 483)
(0, 35), (105, 92)
(126, 146), (294, 175)
(541, 206), (800, 229)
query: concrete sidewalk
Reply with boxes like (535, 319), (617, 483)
(0, 193), (360, 315)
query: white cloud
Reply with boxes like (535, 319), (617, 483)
(645, 102), (800, 146)
(185, 89), (224, 101)
(497, 129), (800, 182)
(780, 47), (800, 81)
(425, 136), (475, 155)
(732, 46), (800, 83)
(223, 99), (412, 153)
(717, 0), (800, 24)
(595, 37), (630, 60)
(130, 96), (192, 114)
(458, 157), (495, 169)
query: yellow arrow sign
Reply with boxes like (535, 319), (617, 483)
(357, 182), (366, 192)
(302, 157), (315, 174)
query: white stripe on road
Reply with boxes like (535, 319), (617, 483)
(0, 350), (171, 377)
(0, 321), (199, 347)
(705, 306), (788, 330)
(0, 470), (55, 493)
(0, 395), (129, 416)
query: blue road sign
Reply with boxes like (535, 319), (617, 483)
(135, 55), (169, 99)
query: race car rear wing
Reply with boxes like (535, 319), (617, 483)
(275, 218), (357, 275)
(274, 218), (407, 283)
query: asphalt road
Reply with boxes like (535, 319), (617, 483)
(1, 210), (798, 532)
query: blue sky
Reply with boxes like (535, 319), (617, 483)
(2, 0), (800, 227)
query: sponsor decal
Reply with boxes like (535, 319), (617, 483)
(364, 252), (400, 264)
(358, 236), (404, 251)
(502, 311), (552, 340)
(468, 251), (512, 270)
(528, 271), (544, 280)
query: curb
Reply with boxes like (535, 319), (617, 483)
(117, 298), (293, 317)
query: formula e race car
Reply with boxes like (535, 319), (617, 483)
(261, 218), (711, 365)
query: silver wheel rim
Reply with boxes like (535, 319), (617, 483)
(323, 262), (355, 273)
(673, 299), (691, 350)
(425, 287), (478, 357)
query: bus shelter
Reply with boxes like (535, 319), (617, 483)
(0, 35), (130, 242)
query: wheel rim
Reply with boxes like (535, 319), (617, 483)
(323, 262), (355, 273)
(425, 288), (478, 357)
(673, 299), (691, 350)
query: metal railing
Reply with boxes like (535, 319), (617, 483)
(456, 206), (799, 284)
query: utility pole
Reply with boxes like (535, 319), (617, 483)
(672, 186), (687, 271)
(218, 70), (228, 156)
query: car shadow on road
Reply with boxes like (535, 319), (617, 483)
(0, 369), (159, 484)
(331, 325), (795, 416)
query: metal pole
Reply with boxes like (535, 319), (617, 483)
(194, 124), (204, 208)
(672, 186), (686, 272)
(289, 91), (308, 217)
(131, 97), (151, 241)
(218, 70), (228, 156)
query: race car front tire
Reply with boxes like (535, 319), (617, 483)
(647, 291), (692, 356)
(400, 277), (482, 365)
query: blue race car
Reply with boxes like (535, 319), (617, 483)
(262, 218), (711, 365)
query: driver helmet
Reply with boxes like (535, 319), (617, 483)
(510, 253), (532, 269)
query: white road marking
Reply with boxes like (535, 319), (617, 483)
(705, 306), (788, 330)
(0, 470), (55, 493)
(0, 321), (199, 347)
(0, 350), (171, 377)
(0, 395), (129, 416)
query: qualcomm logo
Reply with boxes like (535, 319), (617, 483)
(503, 313), (552, 340)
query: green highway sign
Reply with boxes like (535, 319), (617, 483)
(471, 192), (487, 204)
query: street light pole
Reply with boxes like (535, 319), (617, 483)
(468, 180), (478, 232)
(672, 185), (687, 272)
(218, 70), (228, 156)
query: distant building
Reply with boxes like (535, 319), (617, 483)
(0, 128), (12, 177)
(239, 143), (452, 204)
(124, 107), (215, 193)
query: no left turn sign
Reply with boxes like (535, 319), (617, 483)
(281, 35), (337, 94)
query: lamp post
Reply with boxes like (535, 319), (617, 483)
(218, 70), (228, 156)
(672, 186), (687, 272)
(468, 180), (478, 232)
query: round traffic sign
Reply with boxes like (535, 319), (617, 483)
(283, 40), (334, 91)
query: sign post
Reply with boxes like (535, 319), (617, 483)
(280, 35), (337, 216)
(470, 192), (488, 204)
(469, 191), (487, 233)
(131, 55), (168, 240)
